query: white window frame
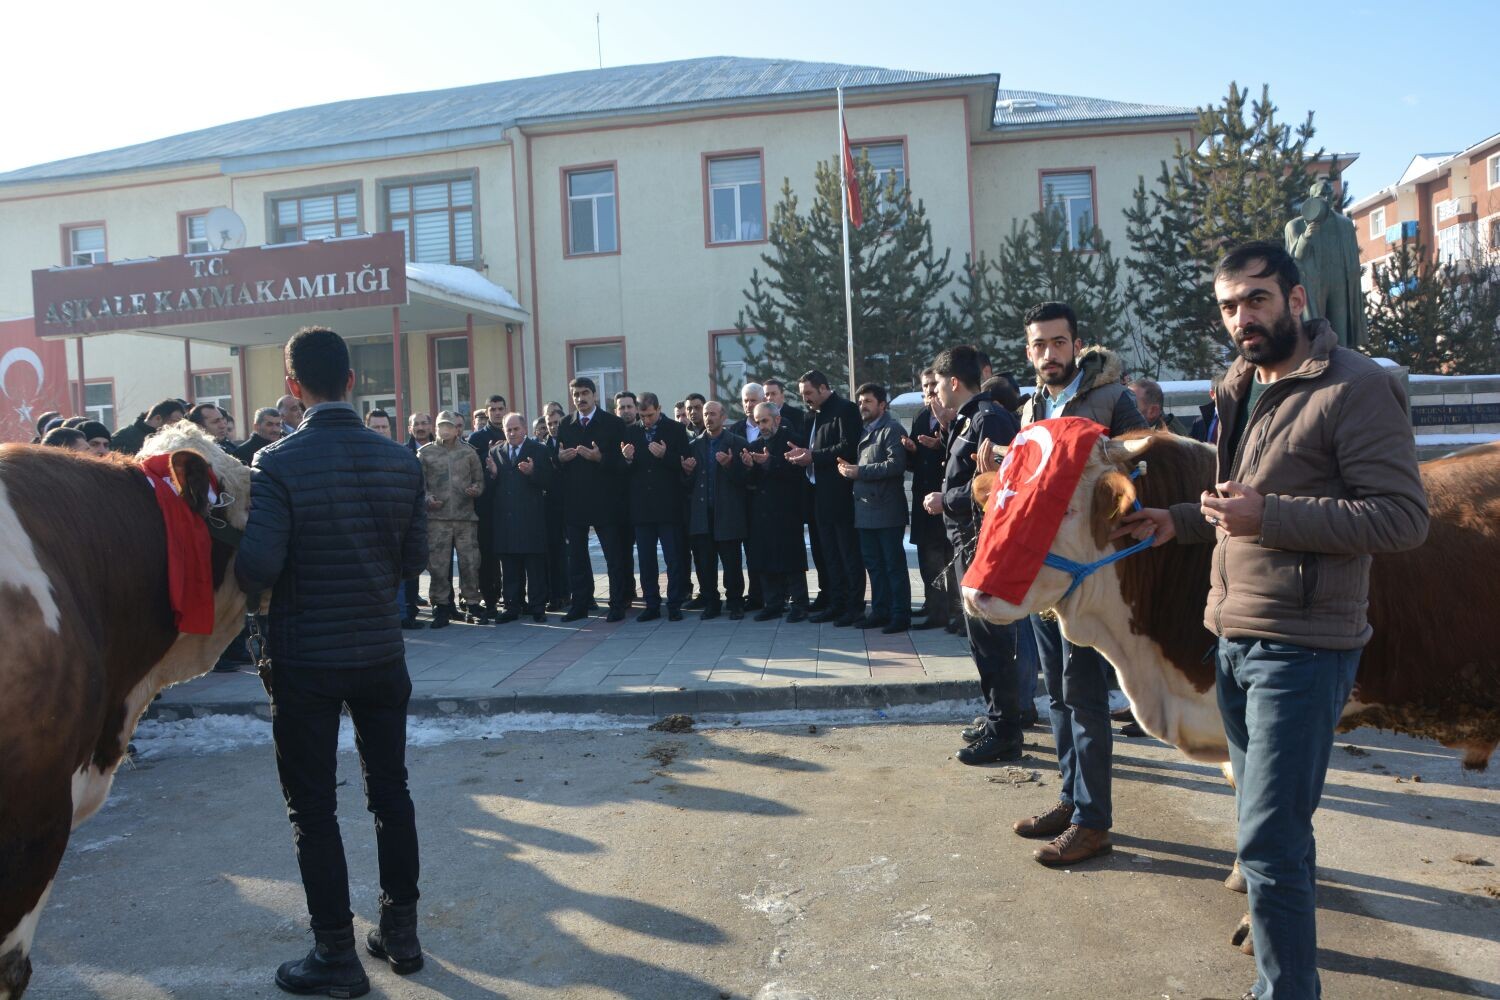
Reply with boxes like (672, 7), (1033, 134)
(270, 188), (360, 244)
(571, 341), (625, 403)
(382, 174), (477, 266)
(851, 141), (907, 214)
(78, 380), (115, 430)
(713, 331), (766, 396)
(432, 336), (472, 418)
(1436, 221), (1478, 265)
(1369, 206), (1387, 238)
(66, 225), (106, 266)
(706, 153), (764, 245)
(1489, 153), (1500, 189)
(1040, 171), (1097, 251)
(565, 166), (618, 256)
(183, 213), (210, 254)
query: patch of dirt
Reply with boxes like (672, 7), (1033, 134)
(648, 714), (695, 733)
(1341, 744), (1369, 757)
(645, 742), (685, 768)
(1452, 854), (1491, 866)
(986, 767), (1040, 785)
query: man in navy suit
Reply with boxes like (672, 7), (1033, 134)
(622, 392), (691, 621)
(555, 377), (634, 622)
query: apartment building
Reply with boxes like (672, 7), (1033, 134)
(0, 56), (1195, 441)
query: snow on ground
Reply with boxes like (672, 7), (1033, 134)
(128, 699), (994, 761)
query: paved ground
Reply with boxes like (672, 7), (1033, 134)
(28, 719), (1500, 999)
(154, 562), (980, 720)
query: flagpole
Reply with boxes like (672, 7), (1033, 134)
(837, 86), (856, 398)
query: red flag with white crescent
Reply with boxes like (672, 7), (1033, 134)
(842, 113), (863, 229)
(961, 417), (1107, 603)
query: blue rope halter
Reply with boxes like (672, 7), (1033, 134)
(1042, 462), (1154, 601)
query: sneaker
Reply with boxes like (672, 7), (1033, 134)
(955, 732), (1023, 765)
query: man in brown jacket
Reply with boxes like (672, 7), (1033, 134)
(1119, 241), (1429, 1000)
(418, 411), (485, 627)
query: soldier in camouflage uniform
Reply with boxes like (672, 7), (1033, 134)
(418, 411), (485, 627)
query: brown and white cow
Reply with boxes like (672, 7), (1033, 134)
(0, 423), (249, 999)
(963, 430), (1500, 771)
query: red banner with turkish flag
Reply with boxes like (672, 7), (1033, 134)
(961, 416), (1107, 603)
(0, 318), (70, 444)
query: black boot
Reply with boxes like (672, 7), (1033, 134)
(275, 925), (370, 997)
(365, 901), (424, 975)
(430, 605), (451, 630)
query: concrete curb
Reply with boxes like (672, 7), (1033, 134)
(144, 679), (977, 723)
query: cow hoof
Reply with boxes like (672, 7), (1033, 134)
(1224, 859), (1248, 894)
(0, 946), (32, 999)
(1230, 913), (1255, 955)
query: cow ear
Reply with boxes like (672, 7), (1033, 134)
(973, 471), (996, 510)
(168, 450), (213, 517)
(1091, 470), (1136, 548)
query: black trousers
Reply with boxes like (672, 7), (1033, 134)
(807, 510), (829, 598)
(635, 521), (689, 609)
(762, 570), (809, 610)
(815, 516), (865, 613)
(566, 522), (634, 612)
(477, 515), (503, 609)
(690, 532), (745, 608)
(916, 534), (957, 624)
(955, 542), (1022, 740)
(501, 553), (546, 614)
(269, 658), (419, 932)
(545, 527), (569, 604)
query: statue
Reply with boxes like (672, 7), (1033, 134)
(1284, 177), (1367, 349)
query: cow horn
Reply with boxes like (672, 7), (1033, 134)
(1105, 436), (1152, 463)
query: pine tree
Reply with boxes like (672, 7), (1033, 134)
(1365, 243), (1500, 375)
(731, 158), (951, 400)
(1124, 83), (1326, 377)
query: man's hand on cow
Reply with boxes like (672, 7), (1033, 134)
(1113, 507), (1176, 547)
(463, 484), (482, 498)
(648, 440), (667, 458)
(922, 491), (944, 516)
(517, 457), (534, 475)
(621, 442), (635, 461)
(1200, 481), (1264, 537)
(559, 446), (579, 462)
(836, 458), (859, 480)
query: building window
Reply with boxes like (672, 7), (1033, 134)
(1490, 154), (1500, 189)
(432, 336), (472, 417)
(1489, 218), (1500, 251)
(383, 176), (476, 265)
(566, 166), (618, 255)
(64, 225), (106, 266)
(1369, 206), (1387, 238)
(77, 380), (115, 430)
(192, 370), (234, 415)
(271, 189), (359, 243)
(712, 331), (766, 397)
(707, 154), (764, 244)
(1040, 171), (1096, 250)
(183, 213), (210, 254)
(351, 341), (396, 419)
(1436, 222), (1478, 265)
(571, 341), (625, 402)
(851, 141), (906, 211)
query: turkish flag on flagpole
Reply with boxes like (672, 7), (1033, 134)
(841, 109), (863, 229)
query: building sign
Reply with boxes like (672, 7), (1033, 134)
(1411, 403), (1500, 427)
(0, 318), (70, 443)
(31, 232), (407, 338)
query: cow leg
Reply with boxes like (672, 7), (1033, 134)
(1230, 912), (1255, 956)
(1224, 858), (1248, 893)
(0, 779), (72, 1000)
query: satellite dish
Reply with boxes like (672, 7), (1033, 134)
(204, 207), (248, 251)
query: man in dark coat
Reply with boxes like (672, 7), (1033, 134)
(485, 412), (552, 622)
(841, 383), (909, 633)
(233, 406), (285, 466)
(683, 401), (750, 619)
(766, 376), (824, 606)
(908, 368), (956, 630)
(787, 370), (864, 626)
(742, 401), (809, 621)
(555, 377), (633, 622)
(235, 327), (427, 995)
(623, 392), (691, 622)
(726, 381), (768, 611)
(541, 408), (569, 610)
(110, 398), (185, 455)
(468, 394), (509, 618)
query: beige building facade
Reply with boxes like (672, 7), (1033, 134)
(0, 57), (1194, 436)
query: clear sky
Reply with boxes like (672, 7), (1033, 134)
(4, 0), (1494, 200)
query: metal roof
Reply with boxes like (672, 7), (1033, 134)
(0, 56), (1193, 185)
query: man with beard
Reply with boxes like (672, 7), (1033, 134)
(556, 378), (633, 622)
(235, 407), (284, 466)
(684, 393), (707, 438)
(614, 390), (640, 426)
(1118, 242), (1426, 1000)
(741, 401), (809, 620)
(788, 371), (864, 626)
(682, 401), (750, 619)
(405, 412), (433, 453)
(1010, 301), (1145, 868)
(468, 395), (510, 620)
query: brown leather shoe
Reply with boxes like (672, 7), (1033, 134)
(1012, 800), (1073, 839)
(1034, 824), (1112, 867)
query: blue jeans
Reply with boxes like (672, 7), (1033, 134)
(1015, 613), (1039, 714)
(858, 525), (910, 622)
(1031, 614), (1113, 830)
(1217, 638), (1360, 1000)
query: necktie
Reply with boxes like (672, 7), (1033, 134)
(511, 445), (519, 463)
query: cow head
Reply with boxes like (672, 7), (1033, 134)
(136, 423), (250, 533)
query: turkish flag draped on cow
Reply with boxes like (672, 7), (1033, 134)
(962, 416), (1107, 604)
(139, 453), (218, 635)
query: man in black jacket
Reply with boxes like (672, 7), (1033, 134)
(556, 377), (634, 622)
(486, 412), (552, 622)
(741, 401), (810, 620)
(110, 398), (185, 455)
(908, 368), (955, 630)
(467, 394), (509, 618)
(787, 370), (864, 626)
(683, 401), (750, 619)
(921, 345), (1024, 766)
(236, 327), (427, 996)
(623, 392), (691, 622)
(233, 406), (284, 466)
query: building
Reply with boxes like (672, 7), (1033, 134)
(1349, 131), (1500, 286)
(0, 56), (1196, 440)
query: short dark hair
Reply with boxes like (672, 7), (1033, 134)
(614, 390), (637, 404)
(1130, 378), (1165, 410)
(798, 370), (830, 390)
(569, 376), (596, 394)
(974, 350), (992, 371)
(285, 326), (351, 401)
(686, 392), (706, 405)
(932, 345), (983, 391)
(1213, 240), (1301, 300)
(486, 394), (507, 406)
(365, 408), (390, 424)
(920, 367), (935, 379)
(638, 391), (661, 409)
(187, 403), (221, 427)
(855, 382), (887, 404)
(763, 377), (786, 392)
(148, 398), (185, 421)
(42, 427), (86, 449)
(1023, 301), (1079, 339)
